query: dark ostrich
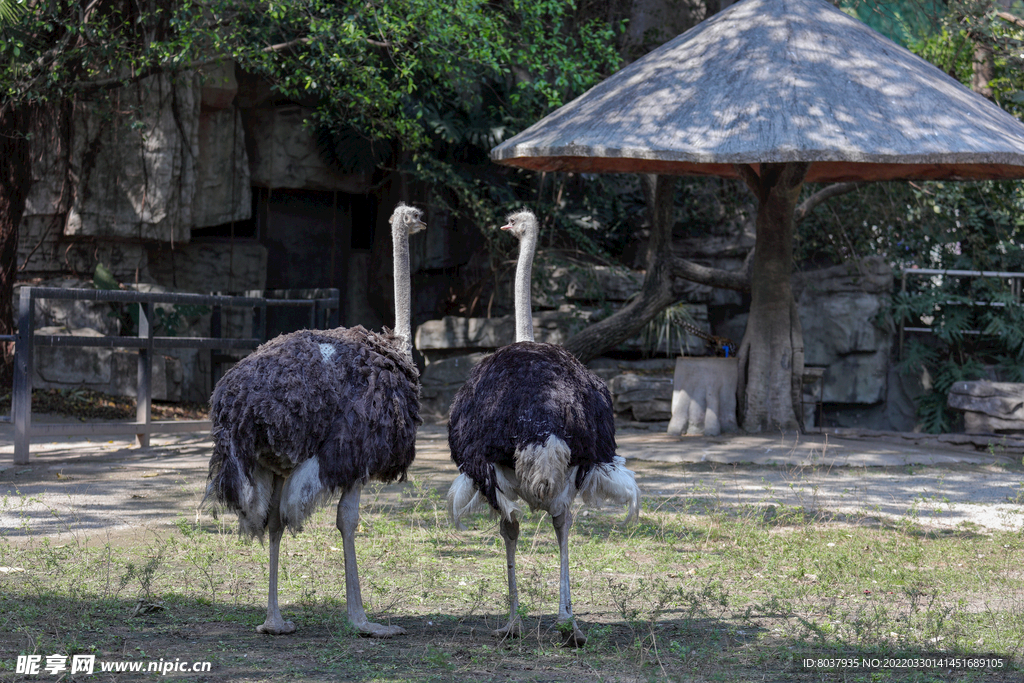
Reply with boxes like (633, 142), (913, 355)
(447, 209), (640, 647)
(206, 203), (425, 637)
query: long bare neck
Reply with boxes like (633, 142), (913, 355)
(392, 225), (413, 357)
(514, 227), (536, 343)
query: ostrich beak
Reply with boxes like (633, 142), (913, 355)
(500, 224), (513, 231)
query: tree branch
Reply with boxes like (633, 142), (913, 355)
(72, 36), (303, 94)
(995, 11), (1024, 29)
(264, 37), (311, 53)
(733, 163), (761, 197)
(668, 256), (750, 291)
(794, 181), (863, 223)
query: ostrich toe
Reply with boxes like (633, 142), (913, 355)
(256, 618), (296, 635)
(352, 619), (406, 638)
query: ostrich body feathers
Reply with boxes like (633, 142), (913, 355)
(448, 342), (638, 525)
(207, 325), (421, 537)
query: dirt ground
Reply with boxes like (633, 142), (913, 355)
(3, 419), (1024, 539)
(3, 419), (1024, 682)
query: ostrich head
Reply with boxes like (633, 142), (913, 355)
(390, 202), (426, 236)
(500, 210), (538, 241)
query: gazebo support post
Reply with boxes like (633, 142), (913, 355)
(735, 162), (809, 432)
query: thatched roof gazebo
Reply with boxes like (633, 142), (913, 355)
(491, 0), (1024, 432)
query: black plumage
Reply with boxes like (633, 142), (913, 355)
(448, 341), (615, 512)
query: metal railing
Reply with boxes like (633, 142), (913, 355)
(897, 268), (1024, 355)
(10, 286), (340, 464)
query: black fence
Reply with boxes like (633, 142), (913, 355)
(9, 286), (340, 465)
(897, 268), (1024, 356)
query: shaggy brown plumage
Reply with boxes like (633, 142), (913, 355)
(207, 326), (420, 537)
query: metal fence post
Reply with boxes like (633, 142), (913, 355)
(136, 301), (153, 447)
(329, 289), (340, 328)
(210, 304), (222, 388)
(13, 288), (34, 465)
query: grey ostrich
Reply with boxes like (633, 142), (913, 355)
(206, 203), (424, 637)
(447, 209), (640, 646)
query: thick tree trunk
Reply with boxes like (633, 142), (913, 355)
(734, 162), (808, 433)
(0, 105), (32, 390)
(564, 175), (677, 362)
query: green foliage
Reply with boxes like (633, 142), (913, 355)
(639, 302), (697, 358)
(1, 1), (215, 107)
(841, 0), (946, 46)
(0, 0), (25, 28)
(219, 0), (627, 267)
(225, 0), (623, 153)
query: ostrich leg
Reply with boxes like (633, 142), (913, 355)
(552, 510), (586, 647)
(494, 517), (523, 638)
(258, 475), (296, 634)
(336, 485), (406, 638)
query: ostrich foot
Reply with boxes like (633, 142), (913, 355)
(558, 620), (586, 647)
(256, 618), (296, 635)
(351, 619), (406, 638)
(492, 618), (522, 640)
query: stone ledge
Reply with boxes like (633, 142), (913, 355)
(948, 380), (1024, 435)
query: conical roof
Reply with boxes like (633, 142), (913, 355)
(491, 0), (1024, 183)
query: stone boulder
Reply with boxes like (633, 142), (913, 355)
(194, 106), (251, 228)
(795, 256), (894, 405)
(586, 357), (677, 382)
(948, 381), (1024, 434)
(415, 304), (713, 361)
(147, 241), (267, 294)
(533, 259), (641, 308)
(18, 280), (122, 336)
(414, 309), (591, 361)
(246, 105), (374, 192)
(609, 373), (674, 422)
(66, 72), (199, 244)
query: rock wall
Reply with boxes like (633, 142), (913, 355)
(719, 256), (898, 429)
(245, 105), (373, 193)
(18, 63), (253, 284)
(32, 327), (183, 402)
(417, 256), (900, 426)
(795, 256), (893, 406)
(66, 73), (199, 246)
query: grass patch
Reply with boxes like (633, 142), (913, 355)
(1, 475), (1023, 681)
